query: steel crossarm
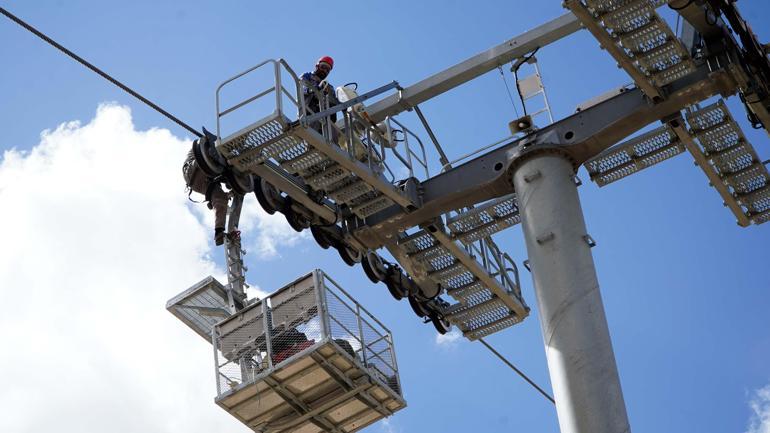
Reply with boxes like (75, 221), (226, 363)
(355, 65), (737, 249)
(364, 13), (583, 123)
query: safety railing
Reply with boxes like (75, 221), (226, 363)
(385, 116), (430, 179)
(441, 134), (517, 173)
(214, 58), (432, 185)
(321, 273), (401, 392)
(212, 270), (400, 397)
(463, 236), (521, 298)
(215, 58), (303, 144)
(302, 81), (428, 183)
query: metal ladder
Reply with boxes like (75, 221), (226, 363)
(584, 98), (770, 226)
(214, 59), (416, 220)
(566, 0), (697, 99)
(446, 194), (522, 243)
(685, 101), (770, 225)
(585, 123), (685, 186)
(396, 223), (528, 340)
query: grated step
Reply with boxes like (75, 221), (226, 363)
(568, 0), (696, 97)
(585, 124), (685, 186)
(327, 177), (373, 203)
(395, 228), (529, 340)
(685, 101), (770, 225)
(446, 194), (521, 244)
(350, 194), (394, 219)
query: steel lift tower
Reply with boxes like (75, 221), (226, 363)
(178, 1), (770, 432)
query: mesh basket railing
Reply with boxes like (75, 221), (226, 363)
(321, 273), (400, 394)
(213, 271), (400, 398)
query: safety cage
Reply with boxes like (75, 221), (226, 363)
(213, 59), (428, 220)
(209, 270), (405, 433)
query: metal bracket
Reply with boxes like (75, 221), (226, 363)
(583, 234), (597, 248)
(523, 170), (543, 183)
(572, 174), (582, 186)
(536, 232), (555, 245)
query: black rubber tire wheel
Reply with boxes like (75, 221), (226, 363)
(284, 210), (308, 232)
(361, 258), (380, 284)
(310, 226), (331, 249)
(200, 132), (227, 175)
(362, 252), (387, 283)
(254, 177), (281, 215)
(337, 244), (361, 266)
(192, 138), (219, 177)
(384, 276), (406, 300)
(430, 313), (451, 335)
(224, 170), (254, 195)
(408, 295), (431, 318)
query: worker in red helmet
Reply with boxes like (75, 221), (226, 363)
(301, 56), (339, 134)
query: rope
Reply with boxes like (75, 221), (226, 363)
(0, 6), (202, 138)
(498, 66), (520, 118)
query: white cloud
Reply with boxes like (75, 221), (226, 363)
(380, 418), (401, 433)
(747, 384), (770, 433)
(435, 327), (463, 347)
(238, 196), (309, 260)
(0, 104), (294, 432)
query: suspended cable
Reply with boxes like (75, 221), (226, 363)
(478, 337), (555, 404)
(0, 6), (202, 138)
(498, 65), (520, 118)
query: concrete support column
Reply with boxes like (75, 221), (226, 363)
(512, 154), (630, 433)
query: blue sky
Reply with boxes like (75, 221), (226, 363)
(1, 1), (769, 433)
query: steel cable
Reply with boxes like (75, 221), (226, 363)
(0, 6), (202, 138)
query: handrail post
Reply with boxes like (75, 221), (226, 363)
(274, 61), (282, 115)
(356, 303), (367, 367)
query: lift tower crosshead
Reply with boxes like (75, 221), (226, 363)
(175, 1), (769, 433)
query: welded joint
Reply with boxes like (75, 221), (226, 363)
(536, 232), (555, 245)
(523, 170), (542, 183)
(396, 88), (413, 112)
(583, 234), (597, 248)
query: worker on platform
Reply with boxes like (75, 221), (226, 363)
(183, 144), (228, 246)
(301, 56), (339, 134)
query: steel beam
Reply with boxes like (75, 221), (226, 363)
(512, 154), (630, 433)
(364, 13), (583, 123)
(354, 65), (736, 250)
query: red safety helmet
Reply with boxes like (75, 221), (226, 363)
(316, 56), (334, 70)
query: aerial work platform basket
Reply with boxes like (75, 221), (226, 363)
(213, 59), (424, 220)
(168, 270), (405, 433)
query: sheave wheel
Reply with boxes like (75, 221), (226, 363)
(254, 177), (282, 215)
(384, 271), (407, 300)
(284, 209), (309, 232)
(224, 170), (254, 195)
(310, 226), (332, 249)
(408, 295), (431, 318)
(430, 313), (451, 335)
(361, 252), (387, 283)
(337, 244), (362, 266)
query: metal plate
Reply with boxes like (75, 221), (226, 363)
(166, 276), (237, 343)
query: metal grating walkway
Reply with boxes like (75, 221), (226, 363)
(397, 228), (528, 340)
(566, 0), (697, 99)
(685, 101), (770, 225)
(585, 124), (685, 186)
(216, 112), (412, 219)
(446, 194), (522, 244)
